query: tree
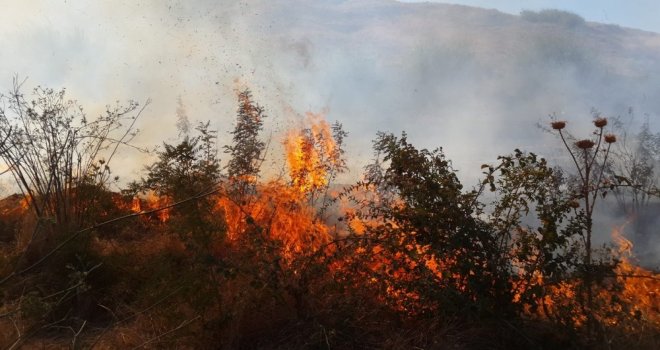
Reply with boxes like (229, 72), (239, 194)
(0, 80), (146, 348)
(0, 79), (145, 234)
(141, 121), (222, 245)
(224, 90), (266, 200)
(135, 121), (228, 343)
(285, 118), (348, 215)
(551, 119), (615, 260)
(520, 9), (586, 27)
(482, 150), (584, 320)
(341, 132), (510, 317)
(549, 116), (624, 336)
(607, 113), (660, 244)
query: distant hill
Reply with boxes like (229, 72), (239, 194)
(243, 0), (660, 178)
(5, 0), (659, 182)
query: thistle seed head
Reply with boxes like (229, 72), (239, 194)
(594, 117), (608, 128)
(576, 139), (595, 149)
(551, 121), (566, 130)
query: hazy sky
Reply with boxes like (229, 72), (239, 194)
(399, 0), (660, 33)
(0, 0), (659, 189)
(0, 0), (656, 262)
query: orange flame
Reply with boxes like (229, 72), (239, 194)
(611, 226), (660, 325)
(214, 181), (331, 262)
(520, 225), (660, 328)
(130, 197), (141, 213)
(143, 192), (171, 222)
(19, 197), (30, 211)
(285, 112), (339, 194)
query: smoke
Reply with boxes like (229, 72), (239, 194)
(0, 0), (658, 260)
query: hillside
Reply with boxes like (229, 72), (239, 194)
(0, 1), (659, 348)
(244, 1), (660, 175)
(2, 1), (660, 180)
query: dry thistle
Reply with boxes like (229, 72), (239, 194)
(575, 139), (595, 149)
(604, 134), (616, 143)
(551, 121), (566, 130)
(594, 117), (608, 128)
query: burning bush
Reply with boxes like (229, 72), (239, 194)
(1, 85), (658, 349)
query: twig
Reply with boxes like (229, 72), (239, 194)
(5, 315), (69, 350)
(106, 99), (151, 165)
(499, 318), (538, 348)
(71, 320), (87, 349)
(88, 285), (185, 349)
(130, 315), (200, 350)
(558, 130), (585, 183)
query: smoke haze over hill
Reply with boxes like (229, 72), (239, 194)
(1, 4), (660, 347)
(2, 1), (659, 182)
(1, 1), (659, 258)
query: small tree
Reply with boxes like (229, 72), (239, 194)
(141, 122), (223, 298)
(142, 121), (222, 245)
(0, 80), (146, 347)
(607, 114), (660, 242)
(224, 90), (266, 201)
(342, 132), (510, 316)
(285, 118), (348, 214)
(0, 79), (145, 234)
(482, 150), (584, 319)
(550, 116), (620, 335)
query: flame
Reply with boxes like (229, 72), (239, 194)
(611, 226), (660, 325)
(107, 194), (171, 223)
(516, 225), (660, 328)
(284, 112), (340, 194)
(214, 181), (331, 262)
(142, 192), (171, 222)
(62, 109), (659, 332)
(19, 197), (30, 211)
(130, 197), (141, 213)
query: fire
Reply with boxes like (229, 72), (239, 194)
(285, 112), (340, 194)
(214, 181), (331, 262)
(519, 225), (660, 328)
(141, 192), (171, 222)
(108, 193), (171, 223)
(131, 197), (141, 213)
(207, 111), (343, 261)
(76, 107), (660, 335)
(19, 197), (30, 211)
(611, 226), (660, 325)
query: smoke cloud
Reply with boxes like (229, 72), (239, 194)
(1, 0), (659, 262)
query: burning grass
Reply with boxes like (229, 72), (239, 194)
(0, 105), (658, 349)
